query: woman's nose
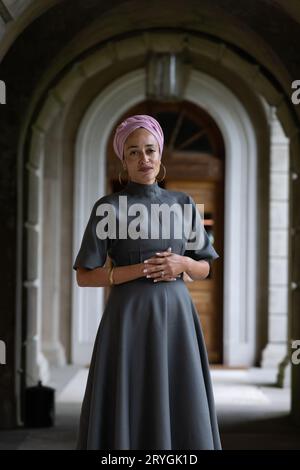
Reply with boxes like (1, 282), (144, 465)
(139, 151), (149, 161)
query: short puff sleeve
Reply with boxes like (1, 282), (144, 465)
(73, 201), (108, 271)
(183, 195), (219, 265)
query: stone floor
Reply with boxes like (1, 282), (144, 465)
(211, 368), (300, 450)
(0, 366), (299, 450)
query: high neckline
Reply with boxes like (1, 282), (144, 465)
(124, 179), (162, 196)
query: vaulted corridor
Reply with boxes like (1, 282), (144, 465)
(1, 0), (300, 448)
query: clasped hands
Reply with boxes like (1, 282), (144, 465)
(142, 247), (186, 283)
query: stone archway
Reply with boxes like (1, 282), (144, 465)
(72, 67), (258, 366)
(23, 30), (297, 384)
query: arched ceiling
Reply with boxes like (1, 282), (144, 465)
(0, 0), (60, 59)
(1, 0), (300, 148)
(0, 0), (300, 65)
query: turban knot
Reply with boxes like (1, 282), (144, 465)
(113, 114), (164, 161)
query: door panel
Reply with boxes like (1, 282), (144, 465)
(166, 180), (222, 363)
(107, 100), (224, 364)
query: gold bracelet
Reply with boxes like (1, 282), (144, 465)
(109, 266), (115, 285)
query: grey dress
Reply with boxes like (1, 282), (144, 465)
(73, 179), (221, 450)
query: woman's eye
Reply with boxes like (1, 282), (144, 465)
(129, 149), (155, 156)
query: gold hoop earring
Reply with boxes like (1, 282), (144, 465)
(118, 167), (128, 186)
(155, 162), (166, 183)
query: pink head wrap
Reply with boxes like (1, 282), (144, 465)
(113, 114), (164, 161)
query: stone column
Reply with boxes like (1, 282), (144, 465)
(290, 132), (300, 424)
(25, 126), (50, 385)
(261, 108), (290, 382)
(41, 119), (66, 367)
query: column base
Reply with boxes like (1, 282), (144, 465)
(261, 343), (290, 387)
(26, 339), (50, 386)
(42, 341), (66, 368)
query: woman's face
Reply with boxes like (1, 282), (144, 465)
(123, 128), (161, 184)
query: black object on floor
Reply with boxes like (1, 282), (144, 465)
(24, 381), (55, 428)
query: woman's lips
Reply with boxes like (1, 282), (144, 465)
(139, 167), (153, 172)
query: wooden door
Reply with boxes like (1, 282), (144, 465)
(107, 100), (224, 362)
(166, 180), (222, 363)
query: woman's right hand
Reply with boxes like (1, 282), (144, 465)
(142, 247), (181, 282)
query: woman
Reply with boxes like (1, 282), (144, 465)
(73, 114), (222, 450)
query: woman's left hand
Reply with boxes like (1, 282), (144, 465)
(143, 247), (186, 283)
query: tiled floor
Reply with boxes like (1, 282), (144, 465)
(0, 366), (299, 450)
